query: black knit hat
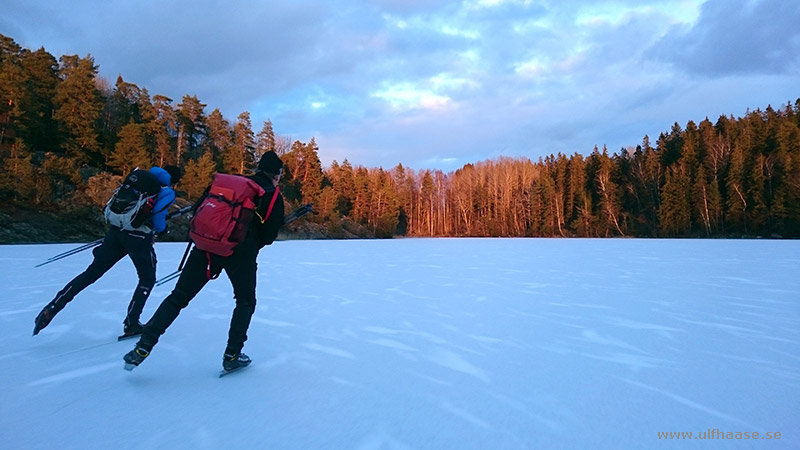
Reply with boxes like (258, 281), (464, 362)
(164, 165), (183, 184)
(257, 151), (283, 174)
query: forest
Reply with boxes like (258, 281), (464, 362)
(1, 33), (799, 242)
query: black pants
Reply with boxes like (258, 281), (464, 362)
(140, 245), (259, 355)
(50, 227), (156, 327)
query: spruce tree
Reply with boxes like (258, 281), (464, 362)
(659, 166), (691, 236)
(725, 139), (748, 234)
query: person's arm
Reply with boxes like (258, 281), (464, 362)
(256, 193), (285, 247)
(151, 187), (176, 233)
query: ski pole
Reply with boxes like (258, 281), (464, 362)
(154, 204), (313, 286)
(155, 240), (192, 286)
(166, 205), (193, 220)
(36, 205), (193, 268)
(44, 238), (104, 261)
(284, 204), (313, 224)
(154, 269), (182, 287)
(34, 239), (104, 268)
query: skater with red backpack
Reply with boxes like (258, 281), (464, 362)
(124, 151), (286, 375)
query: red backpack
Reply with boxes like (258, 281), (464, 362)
(189, 174), (269, 257)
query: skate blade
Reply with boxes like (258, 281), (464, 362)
(124, 363), (137, 371)
(219, 363), (251, 378)
(117, 333), (141, 341)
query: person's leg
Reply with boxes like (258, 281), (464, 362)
(52, 230), (127, 310)
(137, 248), (210, 350)
(120, 232), (157, 329)
(34, 230), (126, 334)
(223, 249), (259, 355)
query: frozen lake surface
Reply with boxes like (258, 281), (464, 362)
(1, 238), (798, 449)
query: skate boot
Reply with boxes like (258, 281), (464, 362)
(118, 321), (144, 341)
(33, 303), (60, 336)
(123, 344), (151, 371)
(221, 352), (251, 376)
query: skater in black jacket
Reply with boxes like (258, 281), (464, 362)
(124, 151), (285, 374)
(33, 165), (182, 338)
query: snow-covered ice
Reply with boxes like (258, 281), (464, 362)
(1, 238), (798, 449)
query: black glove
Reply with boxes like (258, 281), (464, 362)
(157, 226), (170, 239)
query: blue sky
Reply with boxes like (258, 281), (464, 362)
(2, 0), (798, 171)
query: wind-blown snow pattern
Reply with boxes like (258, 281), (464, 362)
(1, 239), (798, 449)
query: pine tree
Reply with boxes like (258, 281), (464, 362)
(328, 159), (356, 216)
(53, 54), (104, 164)
(0, 141), (35, 200)
(371, 168), (400, 238)
(256, 119), (275, 156)
(0, 34), (25, 151)
(205, 108), (232, 170)
(149, 95), (177, 166)
(352, 166), (371, 225)
(18, 47), (60, 153)
(288, 138), (325, 206)
(102, 76), (145, 149)
(106, 122), (152, 174)
(181, 151), (216, 200)
(176, 95), (207, 163)
(395, 163), (417, 235)
(35, 153), (82, 204)
(420, 170), (436, 235)
(231, 111), (256, 174)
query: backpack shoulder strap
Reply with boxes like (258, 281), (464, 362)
(256, 187), (280, 224)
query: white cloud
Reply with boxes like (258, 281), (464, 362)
(439, 25), (480, 39)
(575, 3), (701, 27)
(430, 73), (480, 92)
(372, 82), (452, 110)
(466, 0), (535, 9)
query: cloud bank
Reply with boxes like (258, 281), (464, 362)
(2, 0), (798, 170)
